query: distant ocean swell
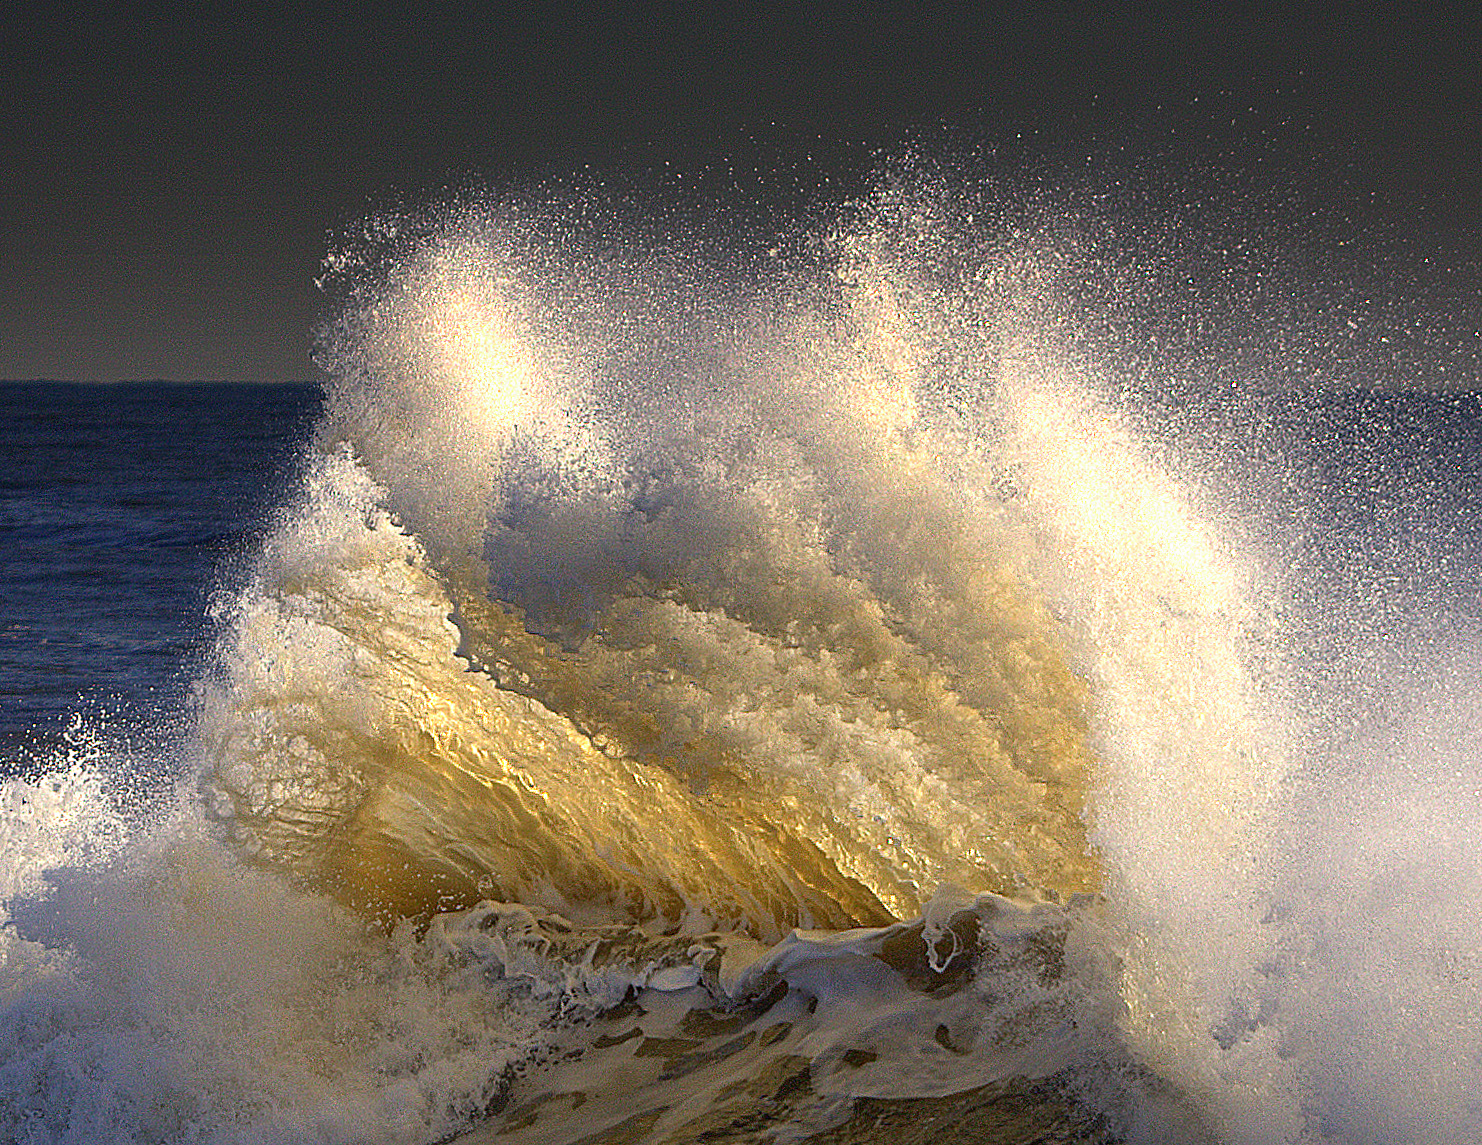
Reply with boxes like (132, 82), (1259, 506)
(4, 172), (1481, 1144)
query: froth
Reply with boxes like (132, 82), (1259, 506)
(0, 790), (563, 1144)
(1266, 641), (1482, 1145)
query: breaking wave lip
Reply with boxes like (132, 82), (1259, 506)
(202, 177), (1273, 938)
(183, 175), (1287, 1141)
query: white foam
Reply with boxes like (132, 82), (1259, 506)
(1267, 639), (1482, 1145)
(1, 787), (565, 1144)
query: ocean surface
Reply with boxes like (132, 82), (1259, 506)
(4, 174), (1482, 1145)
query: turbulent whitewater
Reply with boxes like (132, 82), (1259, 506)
(4, 171), (1481, 1144)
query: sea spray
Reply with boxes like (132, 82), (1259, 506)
(998, 373), (1298, 1141)
(212, 185), (1111, 932)
(6, 161), (1481, 1143)
(0, 786), (564, 1144)
(204, 175), (1295, 1139)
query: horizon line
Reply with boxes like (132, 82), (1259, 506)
(0, 377), (320, 386)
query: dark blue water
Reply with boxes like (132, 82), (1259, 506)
(0, 382), (321, 763)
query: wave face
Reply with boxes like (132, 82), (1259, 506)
(200, 191), (1135, 934)
(7, 168), (1481, 1145)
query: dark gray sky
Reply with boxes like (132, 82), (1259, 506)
(3, 2), (1479, 382)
